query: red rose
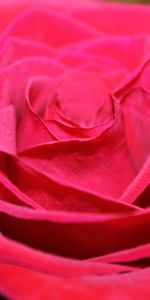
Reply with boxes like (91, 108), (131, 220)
(0, 1), (150, 299)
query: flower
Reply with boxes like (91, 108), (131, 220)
(0, 1), (150, 299)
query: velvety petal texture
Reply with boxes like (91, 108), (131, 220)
(0, 1), (150, 300)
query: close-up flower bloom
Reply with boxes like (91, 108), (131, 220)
(0, 0), (150, 299)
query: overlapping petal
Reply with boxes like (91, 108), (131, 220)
(0, 1), (150, 299)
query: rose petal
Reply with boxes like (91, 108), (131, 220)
(0, 58), (66, 152)
(0, 7), (99, 48)
(121, 156), (150, 205)
(20, 109), (136, 199)
(0, 37), (59, 68)
(0, 202), (150, 259)
(1, 155), (138, 213)
(2, 262), (150, 300)
(121, 88), (150, 170)
(0, 235), (137, 278)
(71, 3), (150, 35)
(0, 105), (16, 155)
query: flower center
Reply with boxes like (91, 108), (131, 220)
(47, 71), (112, 127)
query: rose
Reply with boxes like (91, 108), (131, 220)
(0, 0), (150, 299)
